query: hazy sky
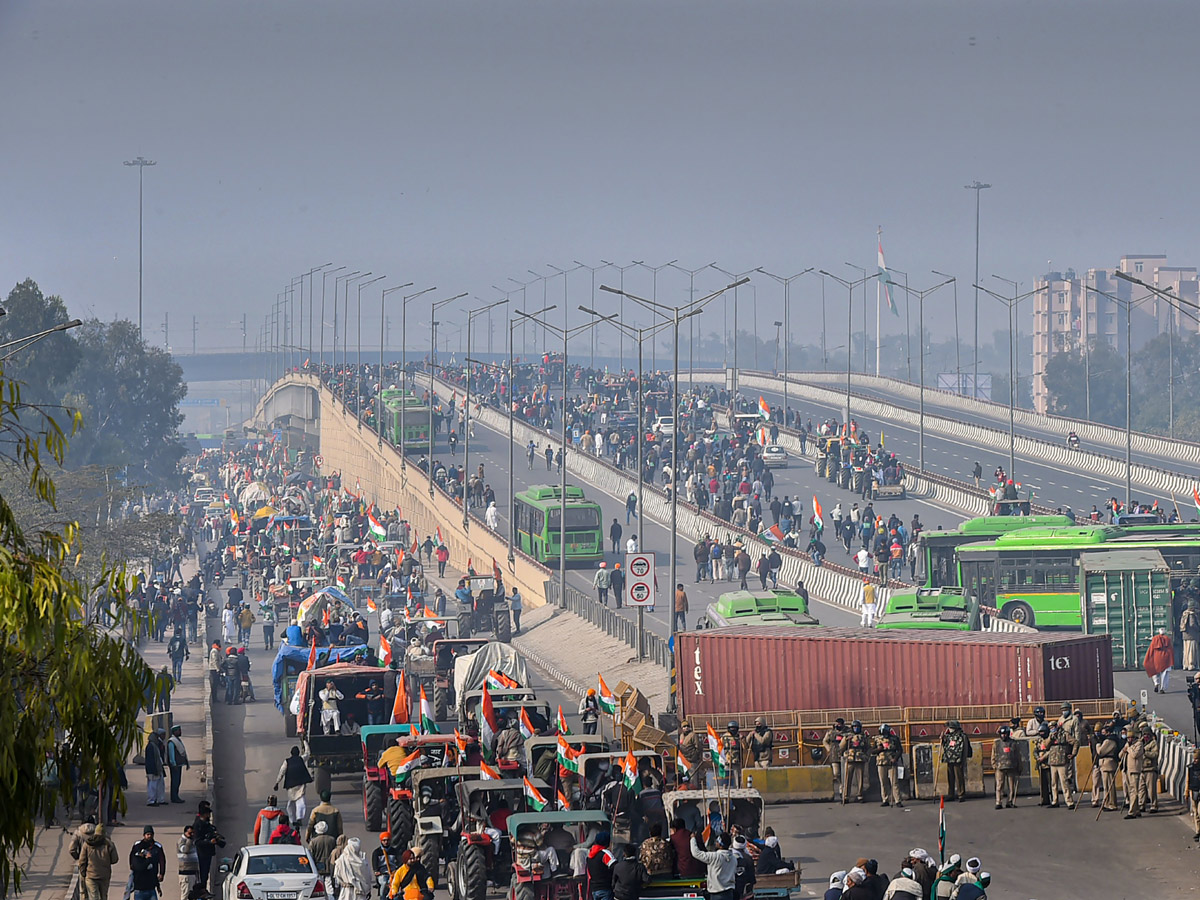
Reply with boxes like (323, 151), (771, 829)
(4, 0), (1199, 361)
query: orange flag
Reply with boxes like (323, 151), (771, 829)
(391, 672), (410, 725)
(306, 638), (317, 670)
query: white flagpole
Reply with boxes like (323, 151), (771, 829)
(876, 226), (882, 376)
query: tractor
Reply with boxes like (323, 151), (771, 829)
(444, 777), (551, 900)
(376, 733), (458, 850)
(360, 724), (415, 831)
(455, 575), (512, 642)
(407, 636), (490, 721)
(507, 810), (610, 900)
(410, 765), (480, 888)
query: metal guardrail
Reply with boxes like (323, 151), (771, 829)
(544, 579), (672, 668)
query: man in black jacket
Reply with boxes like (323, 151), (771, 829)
(611, 843), (648, 900)
(192, 801), (222, 892)
(129, 826), (167, 900)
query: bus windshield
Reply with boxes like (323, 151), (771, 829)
(548, 507), (600, 530)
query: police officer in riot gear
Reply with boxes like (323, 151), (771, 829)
(840, 720), (870, 805)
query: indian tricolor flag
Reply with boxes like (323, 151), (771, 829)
(477, 683), (500, 758)
(368, 511), (386, 541)
(556, 735), (581, 774)
(391, 673), (410, 725)
(557, 788), (571, 811)
(486, 670), (520, 691)
(757, 396), (771, 421)
(760, 523), (786, 544)
(597, 675), (617, 715)
(522, 776), (549, 812)
(390, 748), (422, 783)
(229, 508), (240, 534)
(1192, 487), (1200, 518)
(479, 760), (501, 781)
(454, 728), (470, 762)
(705, 723), (727, 779)
(878, 236), (898, 316)
(366, 596), (378, 613)
(419, 685), (439, 734)
(435, 526), (444, 546)
(518, 707), (536, 740)
(311, 554), (323, 571)
(556, 705), (571, 735)
(675, 748), (694, 783)
(812, 495), (824, 532)
(620, 751), (642, 795)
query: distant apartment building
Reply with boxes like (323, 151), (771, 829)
(1030, 254), (1198, 414)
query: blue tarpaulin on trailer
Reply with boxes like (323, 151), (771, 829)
(272, 643), (369, 711)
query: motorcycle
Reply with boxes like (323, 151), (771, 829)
(1066, 433), (1081, 451)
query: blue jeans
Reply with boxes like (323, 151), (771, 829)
(224, 676), (237, 705)
(592, 891), (613, 900)
(135, 890), (158, 900)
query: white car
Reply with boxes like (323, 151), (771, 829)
(222, 845), (327, 900)
(762, 444), (789, 468)
(652, 416), (675, 436)
(193, 487), (218, 504)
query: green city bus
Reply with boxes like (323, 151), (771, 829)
(956, 524), (1200, 627)
(695, 589), (820, 630)
(381, 388), (432, 448)
(919, 515), (1076, 588)
(513, 484), (603, 564)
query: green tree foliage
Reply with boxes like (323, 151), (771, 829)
(61, 319), (187, 483)
(0, 380), (157, 895)
(1042, 339), (1128, 427)
(2, 281), (187, 485)
(0, 279), (80, 406)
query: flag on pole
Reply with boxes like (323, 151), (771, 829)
(419, 685), (439, 734)
(478, 683), (500, 758)
(411, 537), (419, 556)
(389, 748), (423, 783)
(878, 236), (899, 316)
(556, 788), (571, 811)
(620, 751), (643, 795)
(705, 723), (727, 779)
(306, 638), (317, 670)
(556, 705), (571, 735)
(675, 748), (694, 782)
(1192, 487), (1200, 518)
(493, 557), (503, 582)
(435, 526), (444, 546)
(367, 511), (386, 541)
(518, 707), (536, 740)
(522, 776), (549, 811)
(390, 673), (410, 725)
(380, 637), (393, 668)
(759, 523), (786, 543)
(312, 554), (323, 571)
(812, 495), (825, 532)
(454, 728), (470, 761)
(757, 396), (771, 420)
(366, 596), (378, 613)
(556, 736), (581, 773)
(597, 675), (617, 715)
(938, 794), (946, 863)
(486, 670), (520, 690)
(479, 760), (501, 781)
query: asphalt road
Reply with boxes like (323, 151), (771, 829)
(454, 414), (931, 639)
(815, 373), (1200, 481)
(751, 380), (1159, 517)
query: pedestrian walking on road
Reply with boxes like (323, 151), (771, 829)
(674, 584), (688, 633)
(207, 641), (222, 703)
(593, 563), (612, 605)
(167, 631), (189, 683)
(609, 564), (625, 609)
(307, 790), (344, 842)
(1181, 601), (1200, 671)
(167, 725), (190, 804)
(253, 795), (284, 845)
(510, 587), (523, 634)
(626, 491), (638, 524)
(192, 801), (222, 891)
(610, 518), (623, 554)
(79, 823), (119, 900)
(177, 825), (199, 900)
(144, 729), (167, 806)
(1145, 628), (1174, 693)
(275, 746), (314, 826)
(129, 827), (167, 900)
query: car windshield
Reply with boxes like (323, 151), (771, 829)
(246, 854), (313, 875)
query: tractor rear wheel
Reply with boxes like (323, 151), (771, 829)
(457, 842), (488, 900)
(387, 797), (415, 849)
(433, 684), (450, 722)
(363, 775), (384, 832)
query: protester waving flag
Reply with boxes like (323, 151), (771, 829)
(705, 723), (727, 779)
(453, 728), (470, 762)
(367, 511), (386, 541)
(518, 707), (536, 740)
(675, 748), (694, 783)
(597, 675), (617, 715)
(380, 636), (393, 668)
(486, 670), (520, 690)
(556, 736), (581, 773)
(366, 596), (378, 613)
(419, 685), (439, 734)
(479, 760), (501, 781)
(620, 751), (643, 796)
(391, 749), (422, 783)
(812, 495), (825, 532)
(556, 705), (571, 735)
(522, 776), (549, 811)
(390, 673), (410, 726)
(435, 526), (444, 546)
(557, 788), (571, 811)
(757, 396), (771, 420)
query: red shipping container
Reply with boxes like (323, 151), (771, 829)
(676, 627), (1113, 718)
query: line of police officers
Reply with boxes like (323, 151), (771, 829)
(818, 701), (1182, 820)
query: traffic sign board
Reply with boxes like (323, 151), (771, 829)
(624, 551), (656, 607)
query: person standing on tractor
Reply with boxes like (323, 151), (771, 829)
(579, 689), (600, 734)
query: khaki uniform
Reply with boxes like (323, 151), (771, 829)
(721, 732), (745, 786)
(1057, 713), (1081, 790)
(1094, 737), (1120, 810)
(822, 726), (846, 783)
(1142, 733), (1160, 811)
(678, 730), (706, 783)
(871, 732), (904, 806)
(990, 737), (1020, 807)
(1037, 734), (1073, 806)
(840, 732), (870, 803)
(1119, 735), (1147, 816)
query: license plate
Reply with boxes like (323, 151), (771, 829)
(267, 893), (296, 899)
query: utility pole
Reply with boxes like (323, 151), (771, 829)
(123, 156), (157, 338)
(192, 316), (197, 355)
(965, 181), (991, 397)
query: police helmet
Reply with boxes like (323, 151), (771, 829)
(879, 724), (891, 736)
(834, 717), (846, 726)
(1033, 705), (1046, 717)
(1038, 723), (1050, 737)
(727, 721), (739, 733)
(946, 719), (960, 730)
(851, 719), (863, 733)
(998, 725), (1010, 737)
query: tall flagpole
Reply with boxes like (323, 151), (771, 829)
(876, 226), (882, 375)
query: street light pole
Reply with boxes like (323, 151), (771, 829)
(668, 263), (718, 390)
(378, 282), (415, 446)
(600, 278), (747, 710)
(932, 269), (962, 391)
(845, 262), (870, 373)
(464, 298), (509, 527)
(600, 261), (645, 373)
(965, 181), (992, 397)
(398, 287), (437, 468)
(758, 267), (814, 426)
(341, 273), (370, 402)
(820, 270), (878, 429)
(895, 276), (955, 470)
(320, 266), (347, 369)
(355, 275), (386, 426)
(123, 156), (157, 338)
(430, 293), (468, 497)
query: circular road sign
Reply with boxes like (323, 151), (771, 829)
(630, 582), (651, 603)
(629, 555), (651, 578)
